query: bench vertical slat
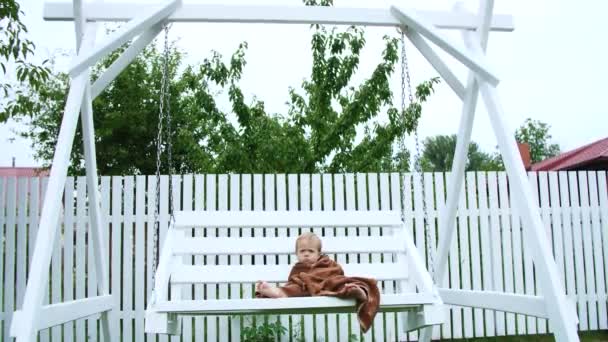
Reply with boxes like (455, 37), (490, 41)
(240, 175), (253, 340)
(345, 173), (358, 340)
(194, 175), (205, 342)
(264, 174), (282, 339)
(400, 174), (416, 341)
(205, 174), (218, 342)
(357, 173), (372, 342)
(229, 174), (241, 342)
(312, 174), (327, 342)
(331, 174), (349, 342)
(288, 174), (302, 341)
(218, 175), (230, 342)
(122, 176), (134, 342)
(322, 175), (338, 342)
(276, 174), (289, 342)
(180, 175), (193, 342)
(299, 174), (315, 342)
(381, 173), (396, 341)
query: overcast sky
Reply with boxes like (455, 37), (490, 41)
(2, 0), (607, 168)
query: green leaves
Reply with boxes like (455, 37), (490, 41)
(515, 118), (560, 163)
(1, 0), (51, 122)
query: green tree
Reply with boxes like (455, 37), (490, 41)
(1, 0), (51, 121)
(20, 0), (439, 175)
(419, 134), (503, 172)
(515, 118), (560, 163)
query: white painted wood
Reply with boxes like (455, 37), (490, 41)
(457, 175), (473, 338)
(466, 172), (484, 337)
(498, 172), (516, 335)
(155, 293), (436, 315)
(49, 179), (62, 341)
(344, 173), (360, 340)
(438, 290), (547, 318)
(69, 0), (181, 77)
(91, 23), (163, 99)
(578, 172), (598, 330)
(145, 175), (158, 341)
(173, 236), (404, 255)
(180, 174), (194, 342)
(596, 172), (608, 330)
(0, 178), (4, 341)
(397, 173), (417, 341)
(487, 172), (505, 336)
(311, 173), (328, 342)
(433, 172), (451, 339)
(14, 66), (89, 341)
(193, 174), (205, 342)
(275, 173), (289, 342)
(588, 172), (608, 329)
(526, 173), (541, 334)
(110, 176), (122, 342)
(205, 174), (218, 342)
(217, 174), (229, 342)
(391, 6), (499, 86)
(5, 178), (16, 342)
(511, 174), (527, 334)
(299, 174), (315, 342)
(135, 176), (146, 341)
(476, 172), (495, 336)
(16, 178), (28, 329)
(331, 173), (349, 342)
(478, 80), (580, 341)
(123, 176), (135, 341)
(568, 172), (588, 330)
(160, 175), (172, 342)
(75, 177), (87, 341)
(44, 2), (515, 31)
(404, 30), (465, 100)
(13, 296), (113, 331)
(174, 209), (402, 229)
(558, 172), (577, 324)
(381, 173), (396, 342)
(548, 172), (566, 299)
(169, 175), (182, 342)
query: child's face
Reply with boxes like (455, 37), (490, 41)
(296, 239), (321, 263)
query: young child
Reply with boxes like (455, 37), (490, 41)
(255, 232), (380, 332)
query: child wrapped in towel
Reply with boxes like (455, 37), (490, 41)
(255, 232), (380, 333)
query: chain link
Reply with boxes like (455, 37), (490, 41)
(399, 28), (435, 278)
(152, 23), (172, 290)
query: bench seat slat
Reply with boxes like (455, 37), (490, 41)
(174, 210), (402, 228)
(154, 294), (436, 315)
(172, 236), (404, 255)
(171, 261), (407, 284)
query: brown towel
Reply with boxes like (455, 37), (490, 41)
(256, 255), (380, 332)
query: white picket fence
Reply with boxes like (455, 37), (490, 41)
(0, 172), (607, 341)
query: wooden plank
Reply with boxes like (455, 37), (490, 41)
(155, 293), (435, 315)
(167, 175), (181, 342)
(558, 172), (577, 329)
(101, 176), (112, 341)
(134, 176), (146, 341)
(434, 172), (451, 340)
(330, 174), (348, 342)
(357, 173), (372, 342)
(174, 209), (402, 229)
(596, 172), (608, 330)
(344, 173), (359, 341)
(181, 174), (194, 342)
(62, 178), (75, 342)
(44, 2), (515, 31)
(588, 172), (607, 329)
(498, 173), (515, 335)
(86, 177), (98, 342)
(548, 172), (565, 300)
(438, 289), (547, 318)
(578, 172), (597, 330)
(568, 172), (588, 330)
(76, 176), (88, 341)
(379, 173), (394, 342)
(466, 172), (483, 337)
(287, 174), (301, 341)
(205, 174), (217, 342)
(4, 178), (16, 342)
(145, 175), (157, 342)
(487, 172), (505, 335)
(526, 173), (540, 334)
(299, 174), (315, 342)
(16, 178), (28, 319)
(458, 174), (473, 338)
(123, 176), (134, 341)
(424, 173), (441, 341)
(109, 176), (122, 341)
(0, 178), (4, 341)
(400, 173), (418, 341)
(477, 172), (495, 337)
(228, 174), (241, 342)
(173, 236), (406, 256)
(193, 174), (205, 342)
(276, 174), (289, 342)
(509, 174), (525, 335)
(49, 178), (62, 341)
(311, 174), (327, 342)
(217, 174), (229, 342)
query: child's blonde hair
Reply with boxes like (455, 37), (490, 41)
(295, 232), (322, 252)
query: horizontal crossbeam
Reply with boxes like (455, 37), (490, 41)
(438, 289), (548, 318)
(171, 261), (408, 284)
(174, 210), (402, 228)
(152, 293), (436, 315)
(44, 2), (514, 31)
(172, 235), (404, 255)
(11, 295), (114, 335)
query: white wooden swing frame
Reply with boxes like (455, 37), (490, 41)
(11, 1), (580, 341)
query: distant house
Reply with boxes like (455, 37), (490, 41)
(0, 166), (49, 177)
(532, 137), (608, 171)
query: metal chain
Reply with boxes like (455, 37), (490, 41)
(152, 23), (172, 290)
(163, 24), (176, 226)
(399, 28), (436, 278)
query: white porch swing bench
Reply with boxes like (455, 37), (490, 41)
(12, 1), (581, 341)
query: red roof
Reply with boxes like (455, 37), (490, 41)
(532, 137), (608, 171)
(0, 167), (49, 177)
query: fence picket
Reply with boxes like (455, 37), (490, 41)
(134, 176), (146, 341)
(5, 178), (16, 342)
(194, 175), (205, 342)
(466, 172), (484, 337)
(276, 174), (289, 342)
(0, 178), (4, 340)
(579, 172), (598, 330)
(218, 174), (230, 342)
(181, 174), (193, 342)
(229, 174), (242, 342)
(476, 173), (495, 337)
(568, 172), (588, 330)
(588, 172), (607, 329)
(487, 172), (505, 336)
(596, 172), (608, 330)
(331, 174), (349, 342)
(558, 172), (577, 333)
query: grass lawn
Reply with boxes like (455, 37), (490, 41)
(449, 331), (608, 341)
